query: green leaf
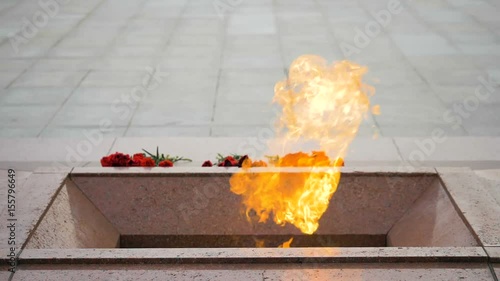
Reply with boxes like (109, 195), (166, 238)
(141, 147), (193, 164)
(142, 148), (156, 158)
(231, 154), (244, 160)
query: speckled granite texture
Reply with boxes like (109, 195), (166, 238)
(1, 167), (498, 280)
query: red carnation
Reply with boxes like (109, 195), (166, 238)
(159, 160), (173, 167)
(130, 153), (155, 167)
(100, 156), (112, 167)
(100, 152), (133, 167)
(237, 155), (250, 168)
(133, 153), (145, 160)
(218, 156), (238, 167)
(202, 160), (213, 167)
(140, 157), (156, 167)
(131, 153), (145, 166)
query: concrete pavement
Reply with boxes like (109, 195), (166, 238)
(0, 0), (498, 138)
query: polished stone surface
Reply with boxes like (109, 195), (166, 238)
(62, 172), (441, 243)
(26, 180), (120, 249)
(0, 171), (67, 250)
(1, 167), (499, 280)
(437, 167), (500, 247)
(11, 263), (497, 281)
(387, 179), (477, 247)
(18, 247), (488, 264)
(485, 247), (500, 262)
(2, 136), (500, 172)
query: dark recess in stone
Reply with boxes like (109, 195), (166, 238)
(119, 234), (386, 248)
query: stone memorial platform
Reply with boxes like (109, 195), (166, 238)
(1, 165), (499, 280)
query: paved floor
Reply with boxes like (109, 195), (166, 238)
(0, 0), (499, 138)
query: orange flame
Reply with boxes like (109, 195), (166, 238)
(230, 55), (376, 235)
(278, 237), (294, 248)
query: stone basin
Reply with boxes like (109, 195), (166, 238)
(6, 167), (500, 280)
(26, 167), (479, 250)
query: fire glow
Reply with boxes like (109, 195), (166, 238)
(230, 55), (377, 235)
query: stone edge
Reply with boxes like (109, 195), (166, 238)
(18, 247), (487, 265)
(436, 167), (500, 247)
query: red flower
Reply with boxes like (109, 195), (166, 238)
(100, 152), (133, 167)
(131, 153), (145, 166)
(218, 156), (238, 167)
(140, 157), (156, 167)
(129, 153), (154, 167)
(202, 160), (213, 167)
(133, 153), (144, 160)
(237, 155), (250, 168)
(159, 160), (173, 167)
(100, 156), (112, 167)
